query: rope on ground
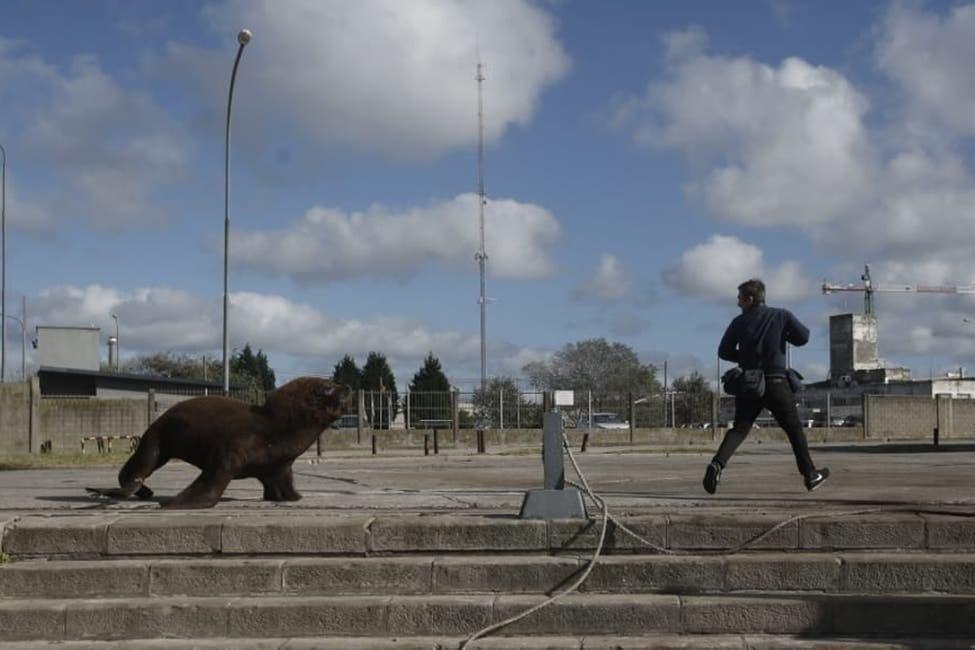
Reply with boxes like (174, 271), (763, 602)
(458, 432), (975, 648)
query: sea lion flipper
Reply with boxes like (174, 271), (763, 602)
(85, 484), (150, 499)
(85, 486), (128, 499)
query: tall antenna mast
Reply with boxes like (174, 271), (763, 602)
(475, 59), (488, 393)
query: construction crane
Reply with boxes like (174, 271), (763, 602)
(822, 264), (975, 315)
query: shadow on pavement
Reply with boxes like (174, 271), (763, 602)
(816, 443), (975, 454)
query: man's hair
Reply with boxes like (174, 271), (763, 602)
(738, 278), (766, 304)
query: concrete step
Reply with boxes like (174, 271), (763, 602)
(4, 553), (975, 600)
(3, 593), (975, 641)
(2, 634), (973, 649)
(3, 510), (974, 559)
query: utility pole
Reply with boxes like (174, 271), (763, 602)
(475, 60), (488, 396)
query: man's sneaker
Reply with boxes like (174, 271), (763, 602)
(804, 467), (830, 491)
(703, 461), (722, 495)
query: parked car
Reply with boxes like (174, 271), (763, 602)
(841, 415), (863, 427)
(330, 414), (361, 429)
(579, 412), (629, 430)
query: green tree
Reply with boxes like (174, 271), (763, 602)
(407, 352), (451, 426)
(331, 354), (362, 391)
(471, 377), (539, 429)
(672, 371), (715, 426)
(361, 351), (399, 428)
(125, 348), (273, 400)
(522, 338), (661, 400)
(230, 343), (276, 391)
(125, 352), (207, 380)
(409, 353), (450, 392)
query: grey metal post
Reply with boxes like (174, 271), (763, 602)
(1, 143), (5, 383)
(628, 391), (635, 443)
(475, 62), (488, 405)
(20, 295), (25, 380)
(587, 389), (592, 430)
(516, 390), (521, 429)
(518, 404), (586, 519)
(662, 360), (668, 426)
(541, 411), (564, 489)
(499, 387), (504, 430)
(826, 391), (831, 433)
(671, 391), (676, 428)
(111, 313), (119, 372)
(356, 389), (365, 445)
(451, 388), (459, 443)
(222, 29), (252, 396)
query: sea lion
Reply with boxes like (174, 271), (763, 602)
(86, 377), (347, 509)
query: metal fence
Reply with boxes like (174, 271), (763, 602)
(361, 388), (864, 431)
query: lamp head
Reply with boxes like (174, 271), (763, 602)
(237, 29), (252, 46)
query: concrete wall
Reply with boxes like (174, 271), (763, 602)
(864, 394), (975, 440)
(864, 395), (936, 439)
(0, 382), (31, 454)
(37, 398), (148, 452)
(0, 383), (200, 454)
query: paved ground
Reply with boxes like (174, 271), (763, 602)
(1, 440), (973, 515)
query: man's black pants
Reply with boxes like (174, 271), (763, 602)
(713, 375), (816, 477)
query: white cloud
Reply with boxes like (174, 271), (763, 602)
(609, 312), (651, 338)
(622, 49), (873, 227)
(573, 254), (629, 301)
(877, 3), (975, 137)
(618, 23), (975, 285)
(170, 0), (570, 159)
(0, 45), (192, 229)
(664, 235), (813, 302)
(1, 177), (54, 235)
(27, 284), (545, 384)
(232, 193), (562, 283)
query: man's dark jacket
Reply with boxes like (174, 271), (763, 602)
(718, 304), (809, 375)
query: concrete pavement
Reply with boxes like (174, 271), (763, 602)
(0, 440), (972, 515)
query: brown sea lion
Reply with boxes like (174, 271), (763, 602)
(86, 377), (347, 509)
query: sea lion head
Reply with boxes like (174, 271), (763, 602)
(265, 377), (349, 428)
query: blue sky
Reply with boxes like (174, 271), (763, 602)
(3, 0), (975, 388)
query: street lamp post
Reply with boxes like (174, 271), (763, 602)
(111, 313), (119, 371)
(223, 28), (252, 396)
(1, 143), (6, 383)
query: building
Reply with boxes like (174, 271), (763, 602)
(34, 325), (230, 400)
(828, 313), (911, 385)
(37, 366), (224, 400)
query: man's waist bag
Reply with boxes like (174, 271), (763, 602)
(721, 367), (765, 399)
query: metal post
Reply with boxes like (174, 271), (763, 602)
(111, 313), (120, 372)
(663, 360), (668, 427)
(1, 143), (6, 383)
(826, 391), (832, 434)
(518, 409), (586, 519)
(357, 389), (365, 445)
(20, 295), (26, 380)
(475, 63), (488, 402)
(451, 388), (459, 443)
(223, 29), (252, 396)
(516, 390), (521, 429)
(499, 387), (504, 430)
(628, 391), (635, 444)
(587, 389), (592, 431)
